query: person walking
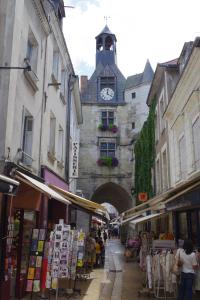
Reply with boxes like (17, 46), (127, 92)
(95, 237), (101, 267)
(98, 227), (101, 239)
(99, 238), (105, 266)
(176, 240), (198, 300)
(103, 230), (108, 244)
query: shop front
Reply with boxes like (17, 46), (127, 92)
(48, 184), (108, 234)
(166, 187), (200, 247)
(0, 174), (19, 300)
(41, 166), (69, 227)
(0, 170), (69, 300)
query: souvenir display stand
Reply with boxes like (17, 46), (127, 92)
(26, 228), (46, 299)
(45, 220), (80, 300)
(76, 231), (90, 280)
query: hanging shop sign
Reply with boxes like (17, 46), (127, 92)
(71, 141), (79, 178)
(138, 192), (148, 202)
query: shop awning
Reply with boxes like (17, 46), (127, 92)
(0, 174), (19, 186)
(15, 172), (70, 205)
(121, 213), (141, 224)
(121, 171), (200, 222)
(0, 174), (20, 195)
(130, 212), (164, 225)
(49, 184), (109, 219)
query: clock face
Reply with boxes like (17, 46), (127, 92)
(100, 87), (114, 101)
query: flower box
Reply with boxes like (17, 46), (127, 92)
(98, 124), (118, 133)
(97, 157), (119, 167)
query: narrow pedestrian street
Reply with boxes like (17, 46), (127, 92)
(64, 239), (151, 300)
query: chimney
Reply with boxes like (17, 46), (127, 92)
(80, 76), (88, 94)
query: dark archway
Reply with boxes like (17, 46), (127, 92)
(91, 182), (132, 213)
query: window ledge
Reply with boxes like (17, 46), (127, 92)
(24, 69), (39, 92)
(51, 73), (59, 89)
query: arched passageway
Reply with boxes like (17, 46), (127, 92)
(91, 182), (132, 213)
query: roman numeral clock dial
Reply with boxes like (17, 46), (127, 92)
(100, 87), (114, 101)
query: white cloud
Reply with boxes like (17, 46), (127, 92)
(63, 0), (200, 78)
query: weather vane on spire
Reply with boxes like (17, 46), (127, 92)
(104, 16), (110, 25)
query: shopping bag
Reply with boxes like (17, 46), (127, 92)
(124, 249), (132, 258)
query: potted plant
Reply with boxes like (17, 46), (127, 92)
(97, 157), (119, 167)
(108, 124), (118, 133)
(98, 123), (108, 131)
(98, 123), (118, 133)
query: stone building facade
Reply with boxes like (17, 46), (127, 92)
(78, 25), (153, 213)
(0, 0), (82, 192)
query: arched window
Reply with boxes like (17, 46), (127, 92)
(97, 37), (103, 51)
(105, 36), (113, 51)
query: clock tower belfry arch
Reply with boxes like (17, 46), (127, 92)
(80, 25), (126, 104)
(95, 25), (117, 67)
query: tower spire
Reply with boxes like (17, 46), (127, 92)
(104, 16), (110, 25)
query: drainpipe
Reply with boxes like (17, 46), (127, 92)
(65, 74), (77, 185)
(38, 35), (49, 175)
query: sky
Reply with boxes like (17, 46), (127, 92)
(63, 0), (200, 78)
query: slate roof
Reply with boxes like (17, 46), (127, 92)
(125, 60), (154, 89)
(96, 25), (116, 39)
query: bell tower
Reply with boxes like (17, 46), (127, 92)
(95, 25), (117, 67)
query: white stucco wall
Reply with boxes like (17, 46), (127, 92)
(166, 47), (200, 187)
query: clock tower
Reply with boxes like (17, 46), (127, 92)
(81, 25), (126, 104)
(78, 25), (153, 215)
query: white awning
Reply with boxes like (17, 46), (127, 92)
(15, 171), (70, 205)
(121, 213), (142, 224)
(130, 213), (163, 225)
(0, 174), (19, 186)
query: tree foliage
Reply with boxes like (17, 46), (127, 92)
(134, 96), (156, 205)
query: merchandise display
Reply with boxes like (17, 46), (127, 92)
(46, 220), (79, 289)
(26, 228), (46, 293)
(77, 231), (85, 268)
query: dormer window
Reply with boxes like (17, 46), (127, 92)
(131, 92), (136, 99)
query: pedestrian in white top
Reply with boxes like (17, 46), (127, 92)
(176, 240), (198, 300)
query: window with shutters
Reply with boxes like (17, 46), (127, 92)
(156, 157), (161, 194)
(60, 69), (66, 102)
(162, 149), (168, 191)
(192, 116), (200, 170)
(57, 126), (64, 162)
(52, 51), (59, 81)
(178, 134), (187, 179)
(26, 29), (38, 73)
(22, 114), (33, 166)
(159, 95), (166, 133)
(49, 113), (56, 155)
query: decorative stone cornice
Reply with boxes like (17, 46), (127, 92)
(32, 0), (50, 35)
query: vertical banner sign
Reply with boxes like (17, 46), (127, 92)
(71, 141), (79, 178)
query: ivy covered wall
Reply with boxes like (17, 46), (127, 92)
(134, 96), (156, 205)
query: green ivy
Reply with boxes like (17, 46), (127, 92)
(134, 96), (156, 205)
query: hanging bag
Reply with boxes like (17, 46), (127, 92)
(171, 249), (182, 276)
